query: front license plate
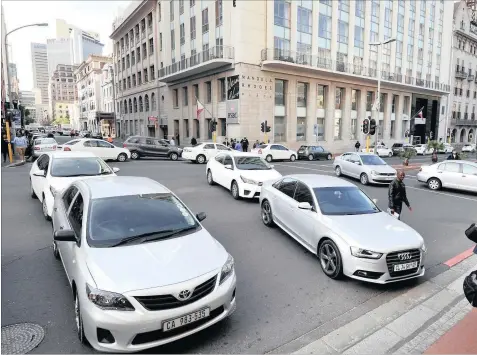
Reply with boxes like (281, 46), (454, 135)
(162, 308), (210, 332)
(394, 261), (418, 272)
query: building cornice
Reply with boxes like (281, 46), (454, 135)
(110, 0), (154, 39)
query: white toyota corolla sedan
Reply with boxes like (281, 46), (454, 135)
(259, 174), (426, 284)
(29, 151), (119, 220)
(206, 152), (282, 199)
(52, 176), (236, 352)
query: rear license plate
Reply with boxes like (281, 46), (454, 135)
(162, 307), (210, 332)
(394, 261), (418, 272)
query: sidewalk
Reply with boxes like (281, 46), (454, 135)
(280, 254), (477, 355)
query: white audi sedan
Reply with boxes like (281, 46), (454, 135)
(206, 152), (282, 199)
(60, 138), (130, 162)
(52, 176), (236, 352)
(259, 174), (426, 284)
(29, 151), (119, 220)
(181, 142), (231, 164)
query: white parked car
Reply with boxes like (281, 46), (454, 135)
(29, 151), (119, 220)
(333, 152), (397, 185)
(251, 143), (298, 162)
(417, 161), (477, 192)
(206, 152), (282, 199)
(182, 143), (231, 164)
(360, 145), (393, 157)
(60, 138), (130, 162)
(51, 176), (236, 352)
(32, 137), (58, 158)
(438, 143), (454, 154)
(462, 144), (476, 153)
(259, 174), (426, 283)
(414, 144), (432, 155)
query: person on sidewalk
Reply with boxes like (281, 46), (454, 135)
(107, 135), (113, 143)
(388, 170), (412, 220)
(241, 137), (249, 152)
(11, 132), (28, 162)
(234, 140), (242, 152)
(190, 137), (197, 146)
(447, 150), (460, 160)
(2, 134), (9, 163)
(170, 137), (176, 146)
(355, 141), (361, 152)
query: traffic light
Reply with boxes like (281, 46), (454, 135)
(430, 131), (433, 140)
(233, 0), (236, 7)
(369, 119), (377, 135)
(266, 124), (271, 132)
(261, 121), (265, 133)
(362, 118), (370, 134)
(210, 120), (217, 132)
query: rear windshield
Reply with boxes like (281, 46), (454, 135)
(393, 144), (403, 147)
(258, 144), (268, 149)
(65, 140), (80, 145)
(126, 137), (140, 143)
(35, 138), (56, 145)
(299, 146), (308, 150)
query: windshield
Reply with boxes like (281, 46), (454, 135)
(360, 155), (387, 165)
(35, 138), (56, 145)
(50, 157), (113, 177)
(313, 186), (380, 216)
(234, 156), (271, 170)
(87, 193), (200, 247)
(298, 145), (308, 150)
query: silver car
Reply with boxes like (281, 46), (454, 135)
(417, 160), (477, 192)
(259, 174), (426, 284)
(52, 176), (236, 352)
(333, 152), (397, 185)
(33, 137), (58, 157)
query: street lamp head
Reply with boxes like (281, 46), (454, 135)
(36, 23), (49, 27)
(384, 38), (397, 44)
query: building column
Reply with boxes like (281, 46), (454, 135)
(357, 88), (367, 143)
(325, 83), (336, 143)
(396, 94), (404, 139)
(341, 87), (352, 142)
(307, 83), (317, 143)
(383, 93), (392, 142)
(287, 79), (297, 143)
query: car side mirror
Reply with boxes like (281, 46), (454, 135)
(355, 161), (361, 165)
(54, 229), (76, 242)
(196, 212), (207, 222)
(372, 199), (378, 204)
(465, 223), (477, 243)
(298, 202), (313, 210)
(224, 164), (233, 170)
(112, 167), (120, 173)
(33, 170), (45, 177)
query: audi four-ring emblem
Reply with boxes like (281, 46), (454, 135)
(398, 252), (412, 261)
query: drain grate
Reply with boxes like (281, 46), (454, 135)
(1, 323), (45, 354)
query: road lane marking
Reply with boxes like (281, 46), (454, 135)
(444, 247), (476, 267)
(406, 185), (477, 202)
(274, 163), (335, 175)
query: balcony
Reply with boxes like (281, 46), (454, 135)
(455, 71), (468, 79)
(468, 75), (475, 81)
(260, 48), (451, 94)
(453, 119), (477, 126)
(159, 45), (234, 83)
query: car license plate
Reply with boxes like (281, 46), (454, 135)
(162, 307), (210, 332)
(394, 261), (418, 272)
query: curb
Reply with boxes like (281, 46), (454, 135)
(273, 254), (477, 355)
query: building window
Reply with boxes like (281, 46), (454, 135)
(127, 76), (131, 89)
(219, 78), (226, 101)
(274, 0), (291, 28)
(366, 91), (374, 111)
(179, 0), (184, 14)
(150, 65), (155, 80)
(193, 84), (199, 104)
(142, 42), (147, 57)
(183, 87), (188, 106)
(142, 69), (147, 82)
(138, 71), (142, 85)
(170, 0), (174, 21)
(133, 97), (138, 112)
(149, 38), (154, 55)
(190, 0), (195, 7)
(173, 89), (179, 108)
(297, 82), (307, 107)
(171, 29), (175, 50)
(275, 79), (286, 106)
(334, 88), (344, 139)
(205, 81), (212, 103)
(137, 46), (141, 61)
(274, 116), (287, 142)
(190, 16), (196, 40)
(215, 0), (223, 27)
(202, 8), (209, 33)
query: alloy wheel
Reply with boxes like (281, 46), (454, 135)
(117, 153), (126, 162)
(131, 151), (139, 160)
(327, 154), (332, 160)
(42, 198), (50, 220)
(197, 155), (206, 164)
(266, 155), (273, 163)
(231, 182), (240, 199)
(53, 241), (60, 259)
(207, 170), (214, 185)
(428, 178), (441, 190)
(360, 173), (369, 185)
(170, 153), (178, 161)
(308, 154), (314, 161)
(335, 166), (341, 176)
(320, 243), (338, 275)
(290, 155), (296, 162)
(261, 201), (273, 226)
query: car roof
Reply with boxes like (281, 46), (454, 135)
(77, 176), (170, 200)
(47, 151), (97, 159)
(285, 174), (356, 188)
(343, 152), (375, 156)
(229, 152), (261, 157)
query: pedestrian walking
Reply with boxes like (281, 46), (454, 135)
(175, 133), (180, 146)
(241, 137), (249, 152)
(355, 141), (361, 152)
(170, 137), (176, 146)
(231, 139), (236, 150)
(224, 137), (230, 147)
(12, 131), (28, 162)
(235, 140), (242, 151)
(388, 170), (412, 220)
(107, 135), (113, 143)
(191, 137), (197, 146)
(253, 140), (260, 149)
(2, 134), (9, 163)
(447, 150), (460, 160)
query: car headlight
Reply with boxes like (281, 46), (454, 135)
(86, 284), (135, 311)
(350, 247), (383, 259)
(370, 170), (378, 175)
(219, 254), (234, 285)
(50, 185), (60, 197)
(240, 175), (259, 185)
(421, 244), (427, 253)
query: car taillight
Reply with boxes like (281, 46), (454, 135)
(258, 149), (262, 154)
(34, 146), (40, 150)
(123, 143), (126, 148)
(53, 145), (57, 150)
(64, 147), (71, 151)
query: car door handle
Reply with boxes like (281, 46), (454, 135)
(59, 226), (64, 230)
(438, 171), (442, 173)
(462, 175), (466, 177)
(54, 207), (57, 212)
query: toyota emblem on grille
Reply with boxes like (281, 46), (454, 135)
(398, 252), (412, 261)
(177, 290), (192, 301)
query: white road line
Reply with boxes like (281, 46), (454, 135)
(274, 163), (335, 174)
(293, 161), (334, 168)
(406, 185), (477, 202)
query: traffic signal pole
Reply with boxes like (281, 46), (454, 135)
(5, 120), (13, 163)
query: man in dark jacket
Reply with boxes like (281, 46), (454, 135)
(191, 137), (197, 146)
(388, 170), (412, 220)
(447, 150), (460, 160)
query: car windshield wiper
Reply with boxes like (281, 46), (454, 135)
(62, 173), (99, 177)
(140, 225), (198, 243)
(110, 226), (197, 247)
(100, 171), (112, 175)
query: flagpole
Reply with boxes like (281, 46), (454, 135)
(196, 96), (216, 142)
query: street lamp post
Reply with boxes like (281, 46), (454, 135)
(3, 22), (48, 164)
(369, 38), (396, 154)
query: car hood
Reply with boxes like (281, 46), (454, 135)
(238, 169), (282, 182)
(326, 212), (424, 253)
(363, 164), (396, 174)
(85, 228), (228, 293)
(49, 174), (116, 192)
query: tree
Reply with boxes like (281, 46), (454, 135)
(427, 140), (444, 153)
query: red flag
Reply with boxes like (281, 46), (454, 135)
(197, 100), (204, 119)
(418, 110), (423, 118)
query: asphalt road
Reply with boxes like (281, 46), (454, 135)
(1, 152), (476, 354)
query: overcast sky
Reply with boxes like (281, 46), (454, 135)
(3, 0), (132, 91)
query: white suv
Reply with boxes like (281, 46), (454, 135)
(251, 144), (297, 162)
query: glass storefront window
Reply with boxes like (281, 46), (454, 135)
(274, 116), (287, 142)
(297, 82), (307, 107)
(296, 117), (306, 141)
(275, 79), (286, 106)
(317, 85), (326, 108)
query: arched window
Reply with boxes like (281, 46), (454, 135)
(145, 94), (149, 111)
(123, 100), (127, 114)
(151, 93), (156, 111)
(129, 99), (132, 114)
(133, 97), (138, 113)
(139, 96), (143, 112)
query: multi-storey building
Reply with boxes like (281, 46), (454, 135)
(74, 55), (112, 132)
(446, 0), (477, 146)
(31, 43), (49, 105)
(47, 38), (73, 76)
(48, 64), (78, 122)
(100, 62), (116, 137)
(19, 91), (37, 121)
(111, 1), (160, 138)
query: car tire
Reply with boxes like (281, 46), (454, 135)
(261, 200), (275, 227)
(290, 154), (296, 162)
(427, 177), (442, 190)
(42, 196), (51, 221)
(170, 152), (179, 161)
(196, 154), (206, 164)
(117, 153), (127, 162)
(308, 154), (314, 161)
(53, 241), (60, 260)
(388, 152), (393, 157)
(360, 173), (369, 185)
(318, 239), (343, 280)
(231, 181), (241, 200)
(30, 182), (37, 199)
(130, 151), (140, 160)
(207, 169), (215, 185)
(327, 154), (332, 160)
(74, 290), (87, 345)
(266, 155), (273, 163)
(335, 166), (342, 177)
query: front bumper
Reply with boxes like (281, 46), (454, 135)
(297, 153), (308, 159)
(81, 271), (237, 353)
(344, 249), (426, 284)
(368, 174), (396, 184)
(181, 151), (197, 161)
(238, 182), (262, 198)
